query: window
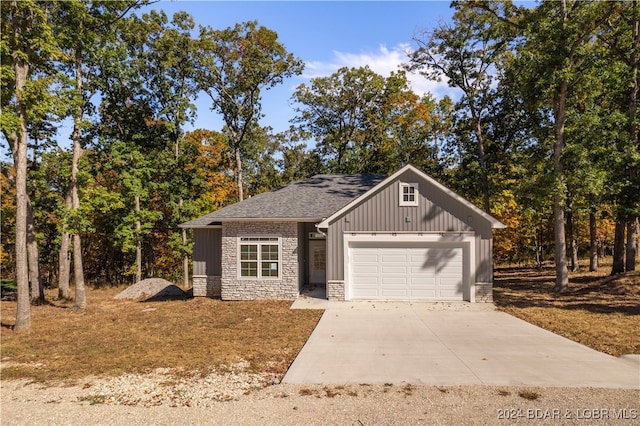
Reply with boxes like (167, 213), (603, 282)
(239, 237), (280, 279)
(399, 182), (419, 206)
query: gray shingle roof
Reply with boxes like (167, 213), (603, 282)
(180, 174), (387, 227)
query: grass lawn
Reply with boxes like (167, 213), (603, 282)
(494, 263), (640, 357)
(0, 287), (323, 383)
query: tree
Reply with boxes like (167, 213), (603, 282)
(127, 10), (199, 286)
(292, 66), (436, 174)
(182, 129), (236, 212)
(1, 0), (59, 330)
(599, 1), (640, 273)
(107, 142), (162, 282)
(196, 20), (304, 201)
(406, 3), (512, 213)
(500, 0), (617, 290)
(55, 0), (142, 308)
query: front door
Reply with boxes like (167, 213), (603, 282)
(308, 239), (326, 284)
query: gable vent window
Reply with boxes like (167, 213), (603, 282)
(238, 237), (280, 279)
(399, 182), (419, 206)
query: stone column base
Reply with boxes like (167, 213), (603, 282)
(327, 280), (345, 301)
(475, 282), (493, 303)
(193, 275), (221, 298)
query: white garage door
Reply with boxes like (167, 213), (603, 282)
(350, 245), (464, 301)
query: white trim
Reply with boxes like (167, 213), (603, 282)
(236, 236), (282, 280)
(179, 224), (222, 229)
(399, 182), (419, 206)
(317, 164), (506, 229)
(343, 232), (476, 302)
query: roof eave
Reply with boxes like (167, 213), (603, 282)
(180, 217), (322, 228)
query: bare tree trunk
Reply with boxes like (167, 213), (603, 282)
(71, 41), (86, 309)
(10, 1), (31, 330)
(589, 204), (598, 272)
(625, 2), (639, 273)
(626, 217), (637, 271)
(58, 192), (72, 299)
(566, 212), (580, 272)
(235, 146), (244, 202)
(473, 116), (490, 214)
(553, 78), (569, 292)
(174, 133), (189, 288)
(72, 234), (86, 308)
(27, 196), (44, 303)
(536, 225), (543, 268)
(178, 197), (188, 288)
(182, 229), (189, 288)
(636, 218), (640, 262)
(566, 202), (579, 273)
(135, 194), (142, 283)
(553, 196), (569, 291)
(612, 219), (625, 275)
(12, 69), (30, 330)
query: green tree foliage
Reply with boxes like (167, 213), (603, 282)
(292, 66), (442, 175)
(196, 21), (304, 201)
(406, 3), (516, 213)
(3, 1), (638, 311)
(1, 0), (61, 330)
(599, 1), (640, 273)
(54, 0), (144, 308)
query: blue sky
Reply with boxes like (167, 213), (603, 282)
(143, 0), (458, 135)
(1, 1), (459, 158)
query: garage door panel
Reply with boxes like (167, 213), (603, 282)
(352, 288), (380, 298)
(438, 290), (463, 299)
(382, 276), (407, 285)
(411, 288), (437, 298)
(439, 266), (462, 275)
(438, 277), (463, 299)
(410, 276), (436, 286)
(381, 265), (407, 274)
(381, 253), (407, 263)
(382, 290), (409, 299)
(350, 245), (464, 301)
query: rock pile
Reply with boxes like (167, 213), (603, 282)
(114, 278), (187, 301)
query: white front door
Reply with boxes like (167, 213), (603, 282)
(308, 239), (326, 284)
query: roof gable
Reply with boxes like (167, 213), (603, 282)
(317, 164), (506, 230)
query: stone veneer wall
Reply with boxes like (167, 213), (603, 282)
(327, 280), (345, 301)
(193, 275), (221, 298)
(221, 221), (299, 300)
(475, 282), (493, 303)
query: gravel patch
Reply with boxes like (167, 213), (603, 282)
(84, 363), (279, 407)
(2, 371), (638, 425)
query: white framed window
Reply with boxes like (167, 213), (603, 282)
(399, 182), (419, 206)
(238, 237), (281, 279)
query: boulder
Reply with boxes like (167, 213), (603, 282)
(114, 278), (187, 301)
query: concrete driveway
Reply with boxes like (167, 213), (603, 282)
(283, 302), (639, 388)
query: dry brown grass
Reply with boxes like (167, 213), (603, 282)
(0, 287), (322, 383)
(494, 262), (640, 357)
(3, 263), (638, 384)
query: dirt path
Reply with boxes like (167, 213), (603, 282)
(2, 379), (639, 425)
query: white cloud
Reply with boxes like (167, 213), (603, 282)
(302, 44), (459, 100)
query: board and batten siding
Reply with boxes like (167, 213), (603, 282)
(193, 228), (222, 276)
(326, 169), (494, 283)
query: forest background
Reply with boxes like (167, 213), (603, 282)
(2, 1), (639, 330)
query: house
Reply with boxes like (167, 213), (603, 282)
(179, 164), (505, 302)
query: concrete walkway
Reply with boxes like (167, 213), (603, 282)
(283, 302), (640, 388)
